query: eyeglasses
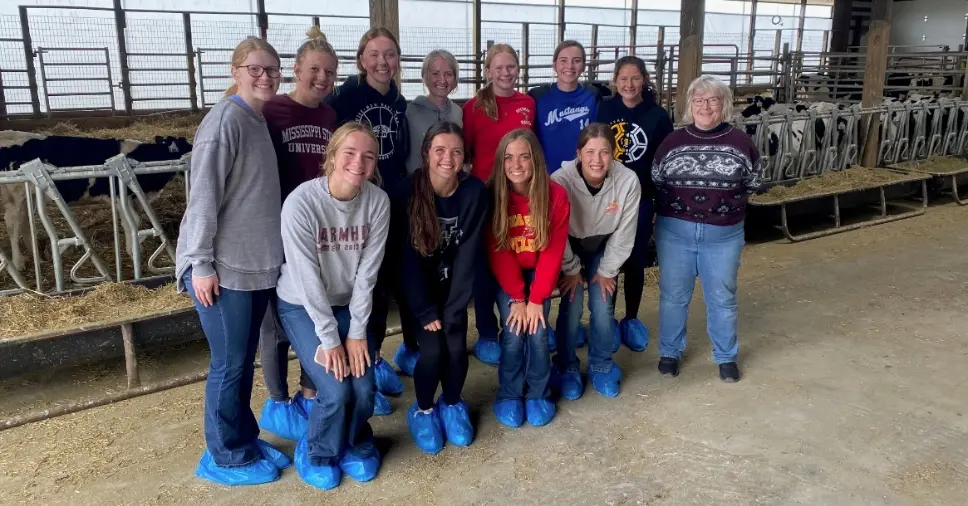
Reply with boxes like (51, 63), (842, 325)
(236, 64), (282, 78)
(691, 97), (722, 107)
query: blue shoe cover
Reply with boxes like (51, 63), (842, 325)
(560, 370), (584, 401)
(258, 398), (307, 441)
(373, 391), (393, 416)
(620, 318), (649, 352)
(474, 338), (501, 366)
(340, 439), (382, 483)
(525, 398), (556, 427)
(407, 403), (445, 454)
(294, 437), (341, 490)
(293, 391), (314, 419)
(256, 439), (292, 470)
(493, 399), (524, 428)
(612, 319), (622, 353)
(589, 364), (622, 398)
(374, 357), (405, 396)
(393, 342), (420, 377)
(437, 398), (475, 447)
(576, 325), (587, 348)
(195, 450), (279, 486)
(546, 326), (557, 353)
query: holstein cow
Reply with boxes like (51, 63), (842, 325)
(735, 96), (849, 159)
(0, 132), (190, 271)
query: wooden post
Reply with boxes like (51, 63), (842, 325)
(19, 7), (41, 118)
(112, 0), (132, 114)
(557, 0), (565, 43)
(589, 24), (599, 81)
(312, 16), (320, 29)
(629, 0), (638, 55)
(675, 0), (705, 121)
(746, 0), (758, 85)
(472, 0), (482, 92)
(656, 25), (666, 101)
(369, 0), (400, 87)
(0, 64), (6, 119)
(796, 0), (807, 53)
(256, 0), (268, 40)
(183, 13), (198, 113)
(860, 1), (893, 168)
(830, 0), (851, 53)
(121, 323), (141, 389)
(521, 23), (530, 91)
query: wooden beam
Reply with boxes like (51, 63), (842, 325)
(472, 0), (482, 92)
(830, 0), (851, 53)
(796, 0), (807, 52)
(369, 0), (400, 86)
(860, 18), (891, 168)
(557, 0), (565, 43)
(629, 0), (638, 55)
(675, 0), (704, 121)
(746, 0), (758, 84)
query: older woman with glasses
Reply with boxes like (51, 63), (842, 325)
(650, 75), (762, 383)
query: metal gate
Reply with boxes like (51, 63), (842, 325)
(37, 46), (116, 117)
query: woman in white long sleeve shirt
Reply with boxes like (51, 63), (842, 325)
(275, 122), (390, 491)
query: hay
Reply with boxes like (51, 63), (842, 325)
(0, 281), (191, 339)
(890, 156), (968, 175)
(34, 114), (202, 143)
(751, 167), (924, 204)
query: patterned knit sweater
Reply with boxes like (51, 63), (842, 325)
(650, 123), (762, 226)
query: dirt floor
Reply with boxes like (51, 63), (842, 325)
(1, 201), (967, 506)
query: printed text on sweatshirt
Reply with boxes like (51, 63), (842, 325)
(462, 92), (535, 182)
(651, 123), (762, 226)
(529, 83), (600, 173)
(175, 97), (283, 292)
(596, 92), (674, 195)
(263, 94), (338, 200)
(488, 181), (570, 304)
(275, 177), (390, 350)
(552, 159), (641, 278)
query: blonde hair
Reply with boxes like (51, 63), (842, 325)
(224, 36), (281, 97)
(681, 75), (733, 125)
(356, 27), (401, 80)
(321, 122), (382, 187)
(421, 49), (459, 92)
(296, 26), (336, 64)
(490, 129), (552, 252)
(474, 43), (519, 121)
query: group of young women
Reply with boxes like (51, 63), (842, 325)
(174, 24), (761, 490)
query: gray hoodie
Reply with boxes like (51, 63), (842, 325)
(175, 97), (284, 292)
(405, 95), (463, 173)
(551, 159), (641, 279)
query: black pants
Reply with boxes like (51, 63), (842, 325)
(412, 309), (469, 410)
(260, 296), (316, 401)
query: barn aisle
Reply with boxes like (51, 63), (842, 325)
(1, 203), (966, 506)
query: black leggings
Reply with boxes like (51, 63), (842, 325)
(413, 311), (469, 410)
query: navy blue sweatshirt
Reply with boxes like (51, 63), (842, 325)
(528, 82), (600, 174)
(391, 171), (489, 326)
(596, 90), (674, 198)
(325, 74), (410, 191)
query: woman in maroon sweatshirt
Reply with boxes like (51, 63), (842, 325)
(257, 26), (339, 441)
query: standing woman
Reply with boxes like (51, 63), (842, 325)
(275, 122), (390, 490)
(596, 56), (674, 351)
(488, 129), (570, 428)
(651, 75), (761, 382)
(394, 122), (488, 455)
(326, 27), (409, 412)
(462, 43), (536, 366)
(175, 36), (291, 486)
(552, 123), (641, 400)
(394, 49), (463, 376)
(528, 40), (600, 174)
(257, 25), (339, 442)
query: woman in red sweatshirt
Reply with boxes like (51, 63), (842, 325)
(488, 128), (570, 429)
(463, 43), (536, 367)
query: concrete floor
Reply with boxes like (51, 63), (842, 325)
(0, 202), (966, 506)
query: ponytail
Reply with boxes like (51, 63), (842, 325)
(475, 43), (519, 121)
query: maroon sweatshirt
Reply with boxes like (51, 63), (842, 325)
(650, 123), (762, 226)
(263, 94), (338, 200)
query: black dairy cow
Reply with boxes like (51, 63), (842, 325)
(737, 96), (849, 159)
(0, 133), (191, 270)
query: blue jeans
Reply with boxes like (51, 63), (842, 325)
(473, 262), (501, 340)
(182, 268), (272, 467)
(495, 270), (552, 401)
(555, 250), (617, 374)
(655, 216), (744, 364)
(276, 298), (376, 466)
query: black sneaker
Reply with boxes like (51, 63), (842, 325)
(658, 357), (680, 377)
(719, 362), (740, 383)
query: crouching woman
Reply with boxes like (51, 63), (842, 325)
(489, 128), (570, 428)
(552, 123), (641, 400)
(275, 122), (391, 490)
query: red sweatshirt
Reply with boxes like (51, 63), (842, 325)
(488, 181), (570, 305)
(462, 91), (536, 182)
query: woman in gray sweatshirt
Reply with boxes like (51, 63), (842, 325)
(275, 122), (390, 490)
(550, 122), (641, 402)
(174, 37), (289, 486)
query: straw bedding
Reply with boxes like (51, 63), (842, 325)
(751, 166), (923, 204)
(33, 114), (203, 143)
(890, 156), (968, 175)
